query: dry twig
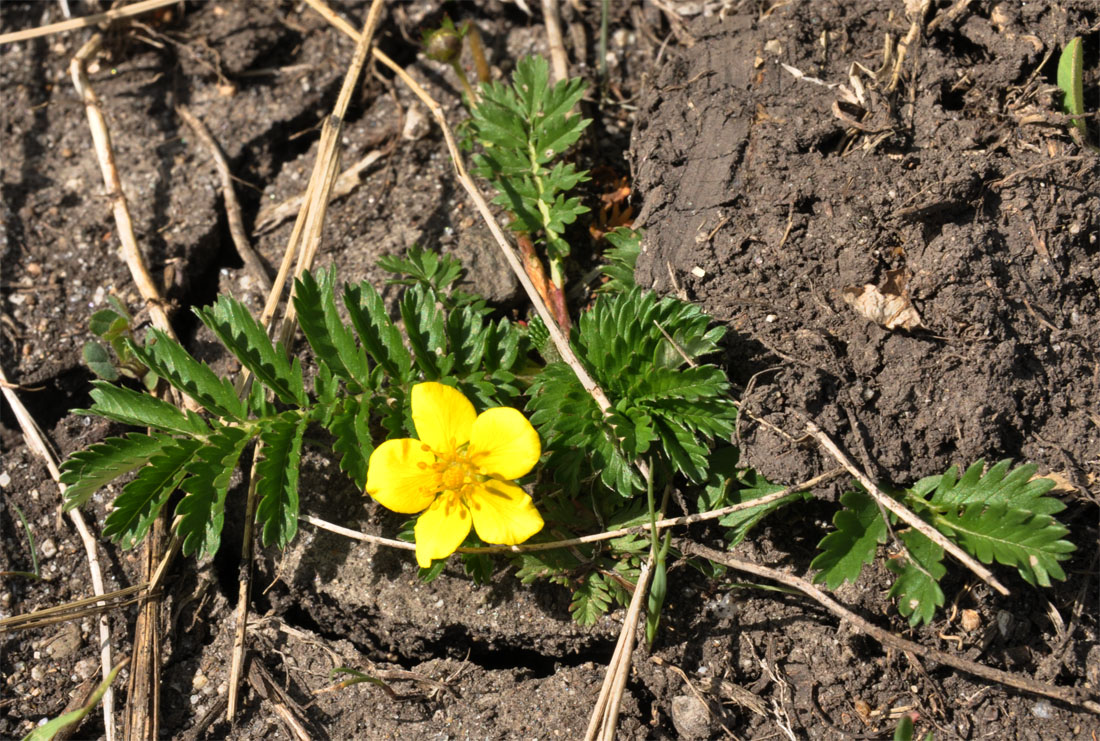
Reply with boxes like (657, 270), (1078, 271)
(70, 35), (177, 343)
(0, 0), (179, 45)
(680, 541), (1100, 714)
(806, 421), (1010, 596)
(254, 138), (395, 234)
(301, 467), (844, 554)
(541, 0), (570, 83)
(177, 105), (273, 293)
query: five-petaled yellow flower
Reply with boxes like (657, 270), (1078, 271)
(366, 382), (544, 567)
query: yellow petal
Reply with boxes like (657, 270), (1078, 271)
(365, 439), (439, 514)
(468, 407), (541, 480)
(413, 492), (472, 567)
(412, 382), (476, 454)
(466, 480), (544, 545)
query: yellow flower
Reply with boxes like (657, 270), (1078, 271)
(366, 382), (544, 568)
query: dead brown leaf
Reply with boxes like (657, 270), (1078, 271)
(843, 269), (923, 330)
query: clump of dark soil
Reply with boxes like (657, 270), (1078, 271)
(1, 1), (1098, 740)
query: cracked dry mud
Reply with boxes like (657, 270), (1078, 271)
(2, 1), (1098, 739)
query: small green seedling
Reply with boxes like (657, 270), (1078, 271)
(468, 56), (591, 300)
(810, 460), (1074, 626)
(893, 713), (933, 741)
(1057, 36), (1095, 149)
(22, 661), (125, 741)
(83, 295), (157, 390)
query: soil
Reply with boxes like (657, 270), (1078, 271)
(1, 1), (1098, 740)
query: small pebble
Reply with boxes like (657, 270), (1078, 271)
(670, 695), (714, 739)
(1032, 700), (1053, 719)
(0, 472), (10, 487)
(40, 539), (57, 559)
(75, 658), (97, 680)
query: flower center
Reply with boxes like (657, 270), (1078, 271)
(438, 457), (475, 493)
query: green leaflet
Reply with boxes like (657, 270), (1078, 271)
(295, 269), (371, 392)
(378, 245), (464, 296)
(811, 488), (888, 589)
(401, 283), (449, 378)
(933, 503), (1073, 587)
(344, 280), (413, 384)
(886, 530), (946, 627)
(196, 295), (306, 406)
(255, 411), (308, 549)
(176, 426), (252, 557)
(915, 459), (1064, 515)
(128, 328), (247, 420)
(569, 572), (614, 625)
(60, 432), (171, 509)
(79, 381), (209, 436)
(718, 467), (807, 546)
(326, 396), (373, 491)
(102, 438), (203, 549)
(598, 227), (641, 294)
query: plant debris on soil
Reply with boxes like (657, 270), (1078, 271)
(1, 1), (1098, 740)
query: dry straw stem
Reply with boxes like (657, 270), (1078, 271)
(70, 35), (178, 344)
(806, 421), (1011, 596)
(541, 0), (570, 84)
(254, 143), (393, 234)
(227, 0), (388, 722)
(0, 585), (149, 634)
(301, 467), (845, 554)
(0, 0), (179, 45)
(586, 559), (654, 741)
(176, 105), (273, 293)
(0, 365), (117, 741)
(681, 541), (1100, 715)
(71, 36), (187, 738)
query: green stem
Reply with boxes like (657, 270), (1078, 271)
(450, 61), (477, 105)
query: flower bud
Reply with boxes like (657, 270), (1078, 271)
(425, 27), (462, 64)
